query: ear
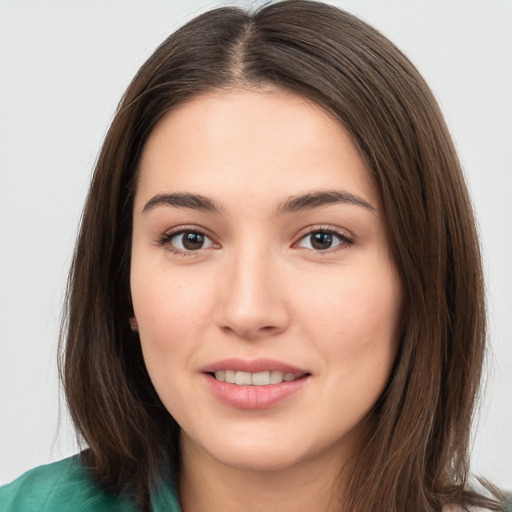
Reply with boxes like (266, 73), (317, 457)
(129, 317), (139, 332)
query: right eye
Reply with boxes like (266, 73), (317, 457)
(160, 230), (217, 254)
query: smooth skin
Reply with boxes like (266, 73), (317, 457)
(130, 87), (403, 512)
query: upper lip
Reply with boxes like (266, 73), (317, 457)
(201, 358), (310, 375)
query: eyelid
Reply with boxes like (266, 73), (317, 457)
(293, 225), (355, 252)
(154, 224), (354, 256)
(156, 225), (220, 255)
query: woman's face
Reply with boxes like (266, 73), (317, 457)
(130, 88), (402, 473)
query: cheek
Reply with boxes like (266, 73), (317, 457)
(297, 260), (401, 377)
(132, 269), (209, 343)
(130, 264), (216, 397)
(130, 269), (216, 421)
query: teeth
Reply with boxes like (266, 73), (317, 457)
(270, 371), (284, 384)
(252, 371), (270, 386)
(235, 371), (252, 385)
(213, 370), (302, 385)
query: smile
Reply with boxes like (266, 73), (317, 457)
(202, 359), (311, 409)
(213, 370), (306, 386)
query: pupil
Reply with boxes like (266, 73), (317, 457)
(183, 232), (204, 250)
(311, 232), (332, 250)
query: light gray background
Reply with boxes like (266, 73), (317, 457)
(1, 0), (511, 488)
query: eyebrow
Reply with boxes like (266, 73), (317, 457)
(142, 192), (225, 215)
(142, 189), (376, 216)
(276, 190), (376, 215)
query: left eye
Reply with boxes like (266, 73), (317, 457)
(297, 230), (347, 251)
(168, 231), (216, 251)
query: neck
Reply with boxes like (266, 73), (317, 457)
(178, 434), (353, 512)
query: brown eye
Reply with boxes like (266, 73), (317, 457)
(297, 230), (352, 251)
(182, 232), (205, 250)
(310, 232), (333, 250)
(168, 231), (215, 252)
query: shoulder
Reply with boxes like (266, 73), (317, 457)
(0, 455), (138, 512)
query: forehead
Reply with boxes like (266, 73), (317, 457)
(135, 87), (378, 212)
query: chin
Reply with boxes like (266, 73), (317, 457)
(184, 422), (353, 475)
(208, 443), (307, 473)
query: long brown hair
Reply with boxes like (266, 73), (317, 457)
(60, 1), (504, 510)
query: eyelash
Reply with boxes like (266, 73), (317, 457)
(294, 226), (355, 255)
(156, 226), (355, 257)
(156, 227), (216, 257)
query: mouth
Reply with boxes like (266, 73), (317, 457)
(201, 358), (311, 409)
(209, 370), (309, 386)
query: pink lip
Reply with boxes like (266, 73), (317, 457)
(200, 358), (311, 410)
(201, 357), (308, 374)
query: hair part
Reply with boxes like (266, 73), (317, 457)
(60, 1), (503, 510)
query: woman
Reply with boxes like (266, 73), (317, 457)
(0, 1), (509, 511)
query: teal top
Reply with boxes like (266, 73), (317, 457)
(0, 455), (181, 512)
(1, 455), (510, 512)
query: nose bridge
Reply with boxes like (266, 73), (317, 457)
(214, 238), (288, 338)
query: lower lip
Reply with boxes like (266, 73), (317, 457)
(203, 373), (309, 410)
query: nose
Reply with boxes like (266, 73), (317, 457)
(213, 246), (290, 340)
